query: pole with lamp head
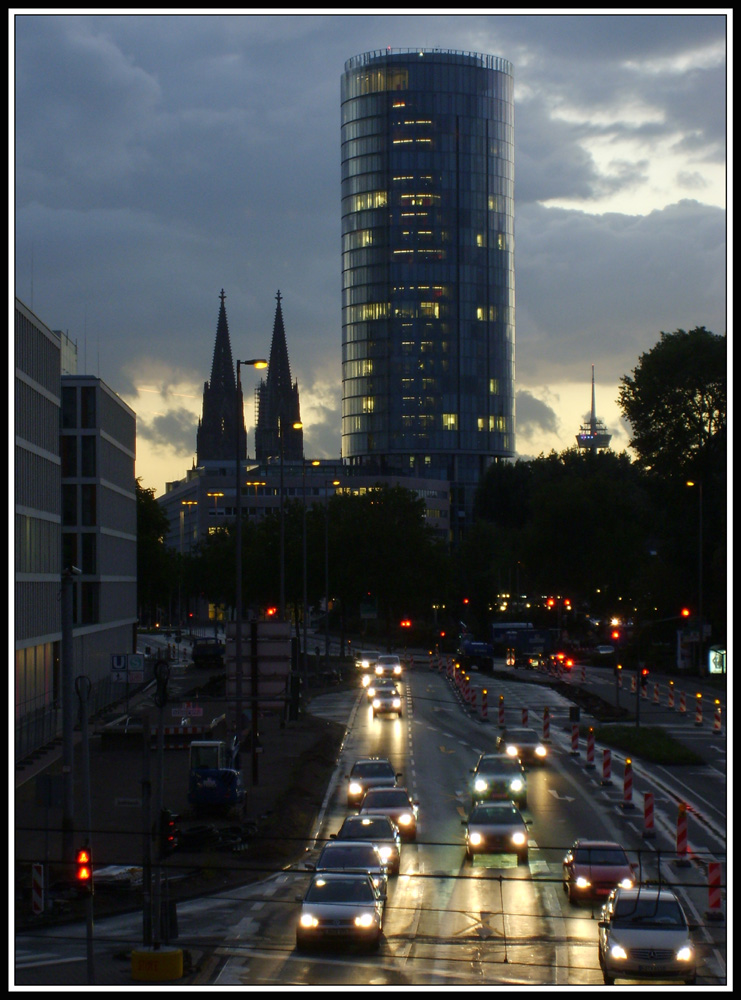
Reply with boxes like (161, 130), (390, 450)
(686, 480), (704, 673)
(324, 479), (340, 664)
(279, 414), (303, 622)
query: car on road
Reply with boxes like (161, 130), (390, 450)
(462, 801), (531, 865)
(332, 814), (401, 875)
(306, 840), (388, 897)
(372, 684), (403, 718)
(345, 758), (401, 808)
(296, 872), (384, 952)
(359, 787), (419, 842)
(548, 651), (575, 672)
(563, 839), (635, 902)
(355, 650), (380, 673)
(375, 654), (403, 679)
(496, 727), (548, 765)
(598, 886), (697, 985)
(471, 754), (528, 808)
(366, 677), (400, 701)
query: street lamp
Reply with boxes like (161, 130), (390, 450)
(234, 358), (267, 758)
(301, 460), (321, 679)
(279, 414), (303, 621)
(324, 478), (340, 663)
(686, 480), (704, 673)
(179, 499), (197, 627)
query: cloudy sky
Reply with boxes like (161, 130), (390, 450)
(12, 12), (728, 496)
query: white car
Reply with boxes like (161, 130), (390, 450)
(306, 840), (388, 898)
(355, 650), (380, 672)
(598, 887), (697, 985)
(296, 872), (384, 952)
(375, 654), (402, 678)
(372, 685), (403, 718)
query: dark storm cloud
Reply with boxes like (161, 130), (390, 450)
(515, 390), (560, 438)
(136, 406), (198, 455)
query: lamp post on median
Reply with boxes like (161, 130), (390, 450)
(234, 358), (267, 749)
(279, 414), (303, 621)
(686, 480), (704, 674)
(324, 478), (340, 664)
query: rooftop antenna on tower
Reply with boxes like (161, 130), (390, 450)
(576, 365), (612, 451)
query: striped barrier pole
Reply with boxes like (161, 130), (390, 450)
(521, 706), (528, 726)
(642, 791), (656, 839)
(32, 863), (44, 915)
(706, 862), (724, 920)
(668, 680), (675, 709)
(675, 801), (691, 866)
(621, 758), (634, 809)
(679, 690), (687, 715)
(713, 700), (722, 735)
(542, 706), (551, 742)
(641, 676), (649, 699)
(498, 695), (505, 728)
(464, 675), (471, 704)
(695, 693), (703, 726)
(652, 682), (660, 704)
(470, 686), (477, 714)
(630, 673), (637, 693)
(481, 688), (488, 720)
(585, 727), (595, 769)
(570, 723), (580, 755)
(601, 748), (612, 785)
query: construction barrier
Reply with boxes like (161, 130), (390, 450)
(695, 694), (703, 726)
(679, 690), (687, 715)
(498, 695), (505, 728)
(652, 682), (660, 704)
(675, 801), (691, 866)
(668, 681), (675, 710)
(32, 863), (44, 915)
(570, 723), (580, 755)
(642, 791), (656, 838)
(581, 665), (586, 684)
(713, 700), (722, 735)
(464, 675), (471, 704)
(481, 689), (488, 720)
(585, 728), (595, 769)
(601, 748), (612, 785)
(521, 707), (528, 726)
(621, 758), (634, 808)
(630, 674), (636, 693)
(706, 862), (724, 920)
(470, 687), (477, 713)
(542, 706), (551, 742)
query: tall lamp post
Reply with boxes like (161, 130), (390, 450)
(301, 460), (320, 678)
(279, 414), (303, 621)
(234, 358), (267, 749)
(179, 499), (197, 627)
(324, 478), (340, 663)
(686, 480), (704, 673)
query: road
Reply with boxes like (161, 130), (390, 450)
(15, 660), (727, 986)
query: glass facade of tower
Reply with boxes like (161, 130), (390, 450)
(341, 49), (515, 531)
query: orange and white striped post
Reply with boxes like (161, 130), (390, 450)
(679, 690), (687, 715)
(31, 863), (44, 915)
(498, 694), (505, 728)
(652, 682), (660, 704)
(585, 727), (595, 769)
(470, 686), (477, 713)
(570, 723), (580, 755)
(521, 706), (528, 726)
(601, 748), (612, 785)
(713, 699), (722, 735)
(542, 705), (551, 742)
(667, 680), (675, 709)
(481, 688), (488, 720)
(464, 674), (471, 704)
(706, 862), (724, 920)
(630, 673), (637, 693)
(694, 693), (703, 726)
(675, 801), (691, 866)
(642, 791), (656, 839)
(621, 758), (634, 809)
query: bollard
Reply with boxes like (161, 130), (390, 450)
(675, 802), (691, 866)
(679, 690), (686, 715)
(642, 791), (656, 838)
(481, 688), (488, 720)
(601, 748), (612, 785)
(542, 706), (551, 742)
(668, 681), (675, 710)
(570, 723), (580, 755)
(585, 727), (595, 769)
(706, 862), (724, 920)
(470, 687), (477, 714)
(652, 682), (660, 704)
(581, 664), (586, 684)
(521, 706), (528, 726)
(630, 674), (637, 693)
(621, 758), (634, 808)
(713, 700), (722, 735)
(694, 693), (703, 726)
(498, 695), (505, 728)
(464, 675), (471, 704)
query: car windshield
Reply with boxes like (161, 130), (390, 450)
(505, 730), (538, 743)
(318, 845), (379, 867)
(340, 818), (392, 839)
(363, 790), (409, 808)
(470, 805), (520, 823)
(379, 656), (399, 664)
(306, 879), (374, 904)
(353, 762), (395, 778)
(479, 759), (521, 775)
(612, 898), (685, 927)
(574, 847), (628, 865)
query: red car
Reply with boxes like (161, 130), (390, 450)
(563, 839), (635, 902)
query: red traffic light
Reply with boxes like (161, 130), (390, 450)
(266, 606), (277, 617)
(400, 619), (411, 628)
(76, 847), (93, 887)
(681, 607), (691, 618)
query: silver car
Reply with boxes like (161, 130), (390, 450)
(296, 872), (384, 952)
(306, 840), (388, 898)
(462, 801), (531, 865)
(471, 754), (528, 808)
(375, 654), (403, 679)
(372, 684), (403, 718)
(346, 757), (401, 807)
(598, 887), (697, 985)
(332, 813), (401, 875)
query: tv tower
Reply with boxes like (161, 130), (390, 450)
(576, 365), (612, 451)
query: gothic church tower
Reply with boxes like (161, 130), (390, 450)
(196, 289), (246, 464)
(255, 291), (303, 462)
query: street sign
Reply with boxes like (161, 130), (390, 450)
(127, 654), (144, 670)
(111, 654), (127, 671)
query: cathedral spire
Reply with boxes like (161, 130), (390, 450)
(255, 291), (303, 462)
(196, 289), (246, 464)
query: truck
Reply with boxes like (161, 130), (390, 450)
(490, 622), (558, 668)
(457, 638), (495, 673)
(188, 738), (245, 811)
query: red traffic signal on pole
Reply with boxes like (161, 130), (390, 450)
(681, 607), (691, 618)
(76, 846), (93, 892)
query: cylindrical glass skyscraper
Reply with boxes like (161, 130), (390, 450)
(341, 48), (515, 537)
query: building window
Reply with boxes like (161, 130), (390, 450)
(442, 413), (458, 430)
(81, 436), (96, 477)
(81, 533), (96, 575)
(81, 386), (96, 428)
(62, 485), (77, 526)
(81, 485), (96, 526)
(61, 386), (77, 429)
(61, 435), (77, 477)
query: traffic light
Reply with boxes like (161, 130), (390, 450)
(681, 607), (691, 618)
(76, 845), (93, 894)
(640, 667), (649, 691)
(160, 808), (179, 857)
(400, 619), (411, 628)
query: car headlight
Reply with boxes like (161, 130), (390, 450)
(368, 687), (376, 697)
(576, 876), (591, 888)
(394, 666), (401, 674)
(349, 781), (363, 796)
(372, 876), (382, 888)
(397, 813), (412, 826)
(474, 778), (488, 792)
(378, 846), (393, 861)
(609, 943), (628, 960)
(506, 745), (518, 756)
(362, 675), (371, 687)
(469, 832), (483, 846)
(677, 945), (694, 962)
(510, 779), (523, 792)
(355, 913), (374, 928)
(618, 878), (634, 889)
(511, 831), (526, 846)
(375, 665), (383, 675)
(373, 698), (381, 708)
(300, 913), (319, 928)
(392, 698), (401, 708)
(535, 745), (547, 757)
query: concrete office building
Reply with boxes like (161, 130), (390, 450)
(341, 49), (515, 540)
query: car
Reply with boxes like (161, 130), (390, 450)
(345, 758), (401, 808)
(496, 727), (548, 765)
(563, 839), (636, 903)
(306, 840), (388, 898)
(191, 637), (225, 669)
(372, 684), (403, 718)
(375, 654), (403, 679)
(548, 651), (575, 672)
(595, 645), (615, 657)
(332, 813), (401, 875)
(462, 801), (531, 864)
(359, 787), (419, 841)
(598, 887), (697, 985)
(296, 872), (384, 952)
(470, 754), (528, 808)
(355, 649), (380, 672)
(366, 677), (399, 701)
